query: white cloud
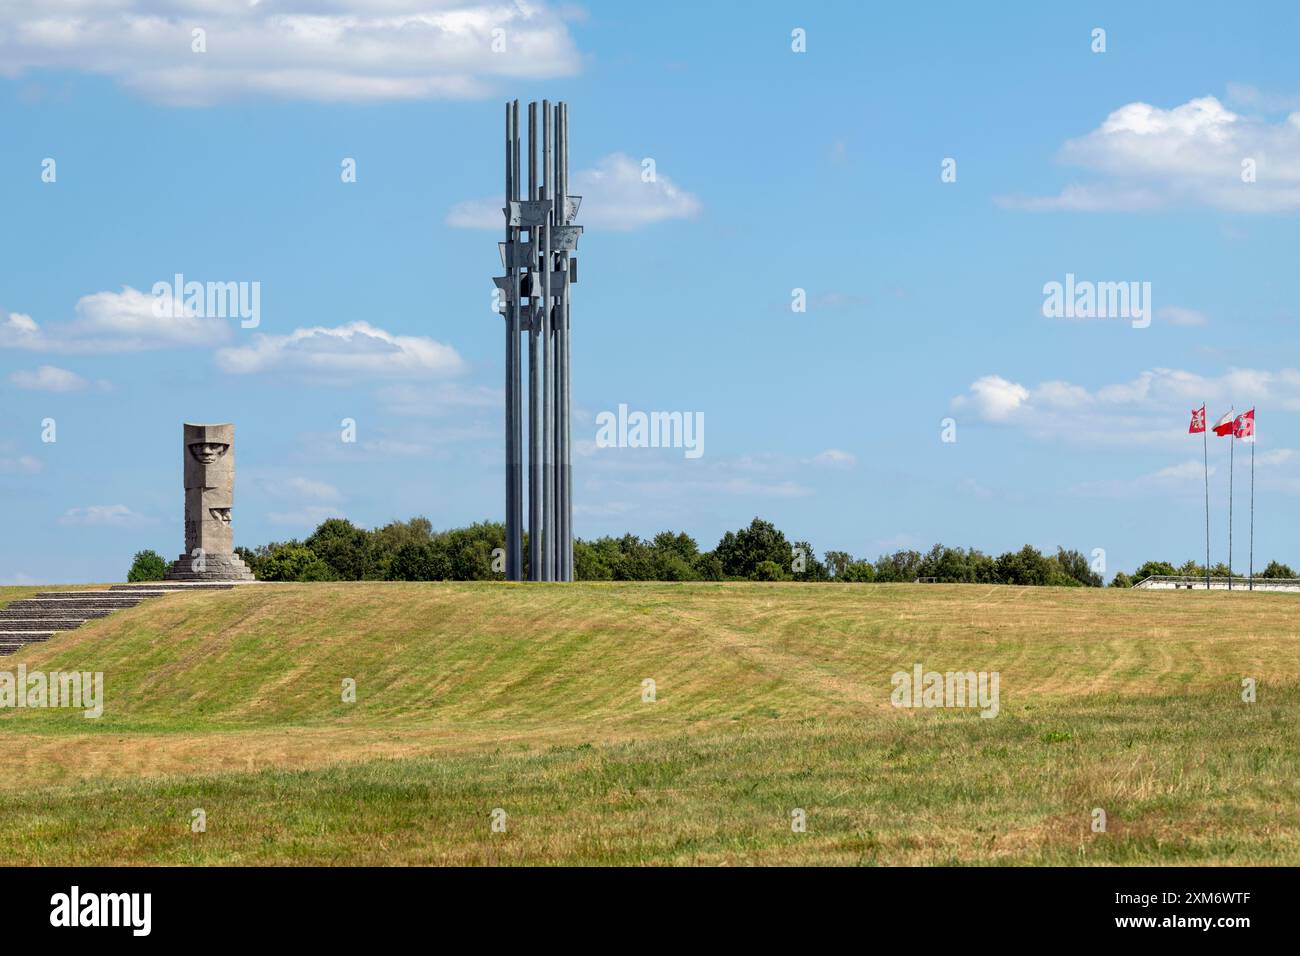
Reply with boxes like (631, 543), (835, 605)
(58, 504), (149, 527)
(952, 375), (1029, 422)
(0, 1), (581, 106)
(1, 287), (231, 353)
(1157, 305), (1209, 327)
(375, 382), (500, 416)
(952, 366), (1298, 446)
(447, 152), (701, 231)
(0, 453), (42, 475)
(7, 365), (88, 392)
(267, 505), (346, 527)
(999, 95), (1300, 212)
(1069, 459), (1218, 498)
(811, 448), (857, 468)
(284, 477), (343, 502)
(214, 321), (464, 378)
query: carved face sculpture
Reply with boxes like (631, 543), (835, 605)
(188, 442), (230, 465)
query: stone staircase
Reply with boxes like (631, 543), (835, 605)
(0, 582), (240, 655)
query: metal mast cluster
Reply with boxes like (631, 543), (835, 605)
(496, 100), (580, 581)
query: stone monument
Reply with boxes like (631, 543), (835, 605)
(164, 422), (256, 581)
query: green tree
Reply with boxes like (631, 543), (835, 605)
(692, 551), (724, 581)
(1133, 560), (1177, 581)
(390, 542), (450, 581)
(753, 560), (785, 581)
(1055, 547), (1101, 587)
(1261, 560), (1296, 578)
(824, 550), (854, 579)
(305, 518), (372, 580)
(1109, 571), (1133, 588)
(126, 549), (167, 582)
(714, 518), (792, 579)
(791, 540), (828, 580)
(258, 545), (337, 582)
(875, 549), (923, 583)
(995, 545), (1051, 586)
(369, 517), (434, 579)
(838, 560), (875, 583)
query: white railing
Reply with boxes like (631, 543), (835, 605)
(1133, 574), (1300, 592)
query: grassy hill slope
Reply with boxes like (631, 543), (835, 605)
(0, 582), (1296, 864)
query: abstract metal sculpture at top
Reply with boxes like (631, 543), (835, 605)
(494, 100), (580, 581)
(164, 422), (256, 581)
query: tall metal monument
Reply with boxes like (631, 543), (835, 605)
(495, 100), (580, 581)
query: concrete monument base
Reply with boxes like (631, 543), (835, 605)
(163, 552), (256, 582)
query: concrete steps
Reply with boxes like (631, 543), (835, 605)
(109, 583), (237, 592)
(0, 582), (245, 655)
(4, 601), (149, 614)
(0, 619), (90, 631)
(0, 632), (55, 653)
(0, 607), (112, 619)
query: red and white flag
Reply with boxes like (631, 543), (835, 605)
(1212, 410), (1235, 437)
(1189, 405), (1206, 434)
(1234, 408), (1255, 442)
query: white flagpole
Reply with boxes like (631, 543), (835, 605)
(1249, 413), (1255, 591)
(1228, 424), (1235, 591)
(1202, 407), (1210, 591)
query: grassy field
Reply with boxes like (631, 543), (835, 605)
(0, 581), (1296, 865)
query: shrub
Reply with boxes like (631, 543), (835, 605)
(126, 549), (167, 582)
(258, 545), (337, 582)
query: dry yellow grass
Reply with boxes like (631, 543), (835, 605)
(0, 582), (1295, 864)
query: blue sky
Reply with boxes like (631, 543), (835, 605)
(3, 1), (1300, 583)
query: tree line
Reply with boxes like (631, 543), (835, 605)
(127, 516), (1112, 586)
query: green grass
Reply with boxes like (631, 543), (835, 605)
(0, 582), (1296, 864)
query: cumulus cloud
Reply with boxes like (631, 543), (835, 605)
(952, 375), (1029, 422)
(952, 366), (1299, 446)
(0, 1), (582, 106)
(7, 365), (89, 392)
(1, 288), (231, 353)
(999, 95), (1300, 212)
(214, 321), (464, 378)
(447, 152), (701, 231)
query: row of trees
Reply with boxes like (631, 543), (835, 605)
(127, 516), (1107, 586)
(1110, 559), (1297, 588)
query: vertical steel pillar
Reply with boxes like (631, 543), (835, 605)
(503, 101), (518, 580)
(509, 101), (523, 580)
(541, 100), (555, 581)
(495, 99), (579, 582)
(558, 102), (573, 581)
(527, 101), (542, 581)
